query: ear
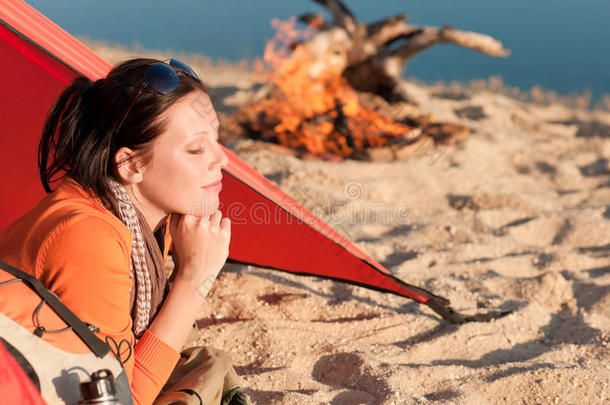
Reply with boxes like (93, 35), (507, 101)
(114, 147), (145, 184)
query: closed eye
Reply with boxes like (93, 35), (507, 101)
(187, 148), (205, 155)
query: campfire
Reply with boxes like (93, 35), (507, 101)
(233, 0), (509, 160)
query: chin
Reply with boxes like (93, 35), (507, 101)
(183, 193), (219, 218)
(200, 196), (220, 217)
(208, 200), (221, 215)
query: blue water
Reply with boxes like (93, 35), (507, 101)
(25, 0), (610, 100)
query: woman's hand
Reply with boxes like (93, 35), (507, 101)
(149, 211), (230, 351)
(169, 210), (231, 297)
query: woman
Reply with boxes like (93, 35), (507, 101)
(0, 58), (247, 404)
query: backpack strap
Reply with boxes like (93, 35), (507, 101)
(0, 260), (110, 358)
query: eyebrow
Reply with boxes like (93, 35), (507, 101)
(191, 130), (219, 141)
(190, 131), (212, 138)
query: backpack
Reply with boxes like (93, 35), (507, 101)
(0, 260), (133, 405)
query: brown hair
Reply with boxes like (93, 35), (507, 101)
(38, 58), (206, 203)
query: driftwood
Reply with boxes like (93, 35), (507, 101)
(296, 0), (510, 102)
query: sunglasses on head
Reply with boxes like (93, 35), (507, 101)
(115, 58), (200, 135)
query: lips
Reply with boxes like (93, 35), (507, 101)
(202, 178), (222, 192)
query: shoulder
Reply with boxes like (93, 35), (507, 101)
(34, 179), (133, 279)
(41, 212), (130, 260)
(47, 177), (130, 239)
(35, 208), (134, 310)
(40, 201), (131, 262)
(0, 178), (132, 278)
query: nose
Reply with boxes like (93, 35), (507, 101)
(210, 141), (228, 171)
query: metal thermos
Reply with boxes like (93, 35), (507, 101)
(78, 369), (121, 404)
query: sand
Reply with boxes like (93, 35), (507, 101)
(92, 42), (610, 404)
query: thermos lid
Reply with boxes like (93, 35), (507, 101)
(80, 369), (119, 403)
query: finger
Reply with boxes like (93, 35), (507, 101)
(220, 217), (231, 235)
(185, 214), (202, 225)
(211, 210), (222, 226)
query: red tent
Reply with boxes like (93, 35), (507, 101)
(0, 0), (471, 323)
(0, 341), (46, 405)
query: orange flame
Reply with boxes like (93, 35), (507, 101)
(241, 17), (414, 157)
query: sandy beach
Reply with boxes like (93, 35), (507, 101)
(92, 42), (610, 405)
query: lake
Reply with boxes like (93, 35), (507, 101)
(26, 0), (610, 101)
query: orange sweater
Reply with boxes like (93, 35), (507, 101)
(0, 177), (180, 405)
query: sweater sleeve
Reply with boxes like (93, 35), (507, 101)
(36, 215), (179, 405)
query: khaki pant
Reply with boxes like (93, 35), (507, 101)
(154, 346), (247, 405)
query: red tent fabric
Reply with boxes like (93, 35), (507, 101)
(0, 0), (464, 323)
(0, 341), (47, 405)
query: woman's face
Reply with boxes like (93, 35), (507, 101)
(133, 90), (228, 223)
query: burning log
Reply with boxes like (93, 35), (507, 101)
(233, 0), (509, 160)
